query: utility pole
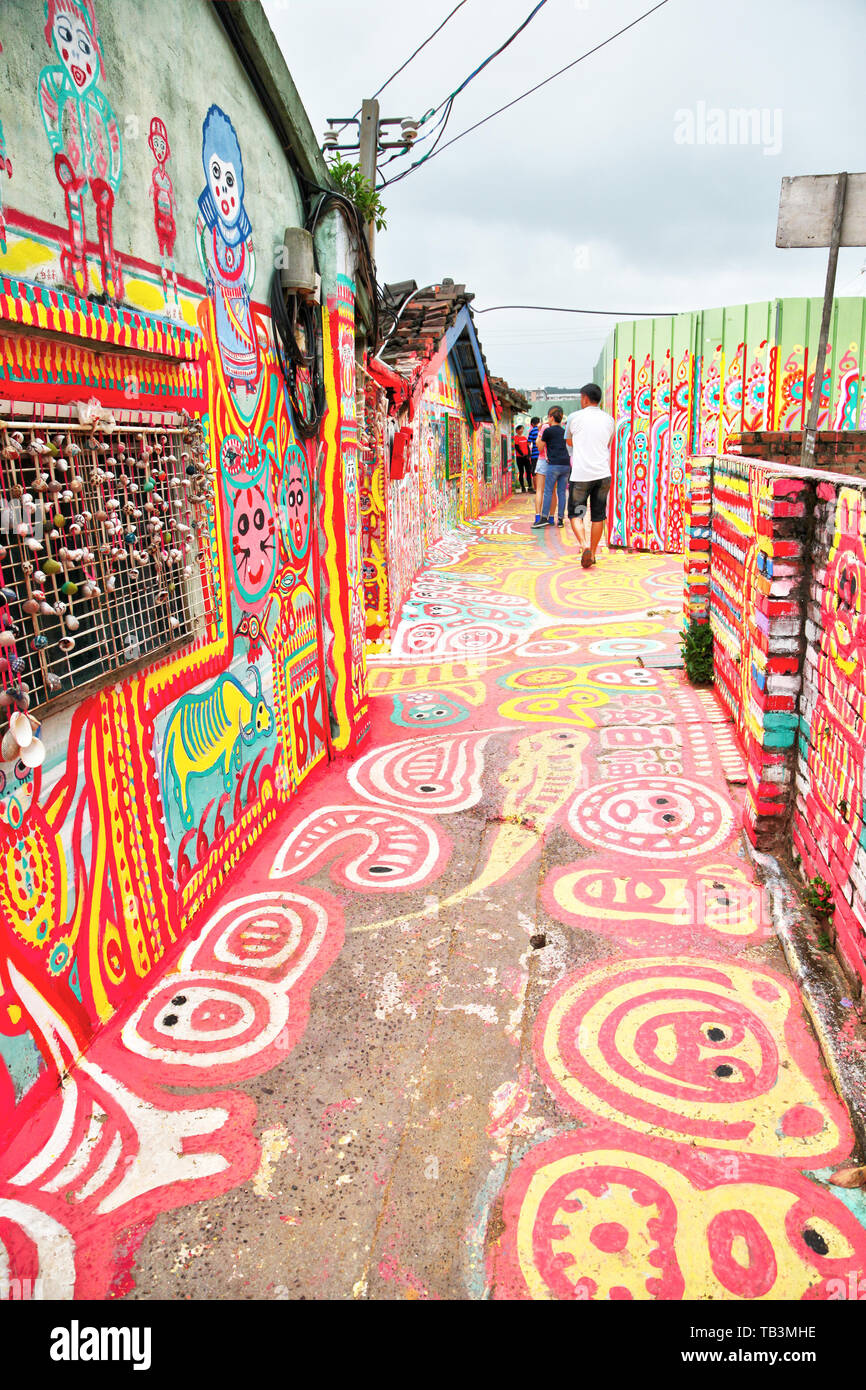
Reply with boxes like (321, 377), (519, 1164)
(322, 106), (420, 263)
(358, 98), (380, 259)
(800, 173), (846, 468)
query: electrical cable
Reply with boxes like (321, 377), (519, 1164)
(332, 0), (471, 135)
(270, 271), (326, 439)
(371, 0), (471, 103)
(473, 304), (678, 316)
(379, 0), (549, 185)
(380, 0), (671, 187)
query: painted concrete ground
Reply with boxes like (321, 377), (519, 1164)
(4, 492), (866, 1301)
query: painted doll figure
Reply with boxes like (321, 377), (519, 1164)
(196, 105), (259, 393)
(37, 0), (123, 300)
(148, 115), (179, 314)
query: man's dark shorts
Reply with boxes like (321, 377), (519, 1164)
(568, 476), (611, 523)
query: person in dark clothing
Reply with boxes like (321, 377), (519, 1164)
(527, 416), (541, 468)
(513, 425), (533, 493)
(532, 406), (570, 527)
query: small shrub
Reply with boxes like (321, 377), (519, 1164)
(680, 621), (714, 684)
(816, 928), (833, 952)
(805, 874), (835, 919)
(327, 157), (388, 231)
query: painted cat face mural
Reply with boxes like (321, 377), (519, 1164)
(220, 435), (276, 612)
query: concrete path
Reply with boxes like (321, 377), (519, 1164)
(10, 493), (866, 1301)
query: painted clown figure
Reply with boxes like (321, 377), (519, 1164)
(196, 105), (259, 393)
(37, 0), (123, 300)
(148, 115), (179, 314)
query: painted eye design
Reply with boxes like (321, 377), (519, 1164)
(211, 160), (221, 181)
(704, 1024), (729, 1044)
(57, 20), (73, 43)
(226, 171), (235, 188)
(254, 508), (265, 530)
(237, 514), (249, 536)
(77, 31), (92, 56)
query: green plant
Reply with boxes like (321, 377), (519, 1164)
(327, 158), (388, 232)
(805, 874), (835, 919)
(816, 928), (833, 952)
(680, 620), (714, 684)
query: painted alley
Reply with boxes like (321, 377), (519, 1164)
(7, 494), (864, 1302)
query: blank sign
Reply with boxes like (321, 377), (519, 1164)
(776, 173), (866, 248)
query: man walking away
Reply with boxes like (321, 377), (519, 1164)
(514, 425), (532, 493)
(533, 407), (570, 527)
(565, 383), (615, 567)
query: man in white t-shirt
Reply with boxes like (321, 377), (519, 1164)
(564, 383), (615, 569)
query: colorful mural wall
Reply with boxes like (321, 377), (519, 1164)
(795, 478), (866, 990)
(598, 296), (866, 553)
(0, 1), (365, 1138)
(359, 352), (512, 654)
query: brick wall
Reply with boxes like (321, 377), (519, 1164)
(704, 456), (810, 852)
(738, 431), (866, 477)
(684, 449), (866, 991)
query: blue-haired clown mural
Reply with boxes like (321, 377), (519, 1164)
(196, 104), (259, 399)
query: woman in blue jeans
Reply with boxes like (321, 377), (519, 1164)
(532, 406), (570, 527)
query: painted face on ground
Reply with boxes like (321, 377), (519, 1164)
(209, 155), (241, 228)
(150, 134), (167, 163)
(492, 1130), (866, 1301)
(52, 10), (98, 93)
(230, 484), (276, 606)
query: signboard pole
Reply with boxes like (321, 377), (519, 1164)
(801, 172), (848, 467)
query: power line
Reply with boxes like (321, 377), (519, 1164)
(332, 0), (471, 135)
(378, 0), (550, 187)
(380, 0), (672, 188)
(372, 0), (471, 102)
(474, 303), (678, 316)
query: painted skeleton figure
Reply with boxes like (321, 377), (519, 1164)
(196, 105), (258, 392)
(37, 0), (123, 299)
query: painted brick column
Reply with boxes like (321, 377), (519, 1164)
(743, 470), (813, 850)
(682, 454), (713, 626)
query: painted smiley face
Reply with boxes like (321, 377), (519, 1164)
(535, 957), (848, 1163)
(824, 543), (866, 682)
(280, 447), (310, 559)
(230, 484), (276, 608)
(52, 13), (97, 93)
(208, 155), (241, 227)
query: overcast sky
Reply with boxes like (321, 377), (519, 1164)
(266, 0), (866, 390)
